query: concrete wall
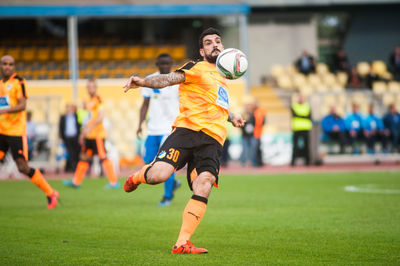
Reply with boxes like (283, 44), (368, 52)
(248, 14), (317, 86)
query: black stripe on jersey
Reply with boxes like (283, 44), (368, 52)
(178, 60), (198, 71)
(14, 75), (27, 98)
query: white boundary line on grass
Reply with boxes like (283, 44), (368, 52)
(344, 184), (400, 194)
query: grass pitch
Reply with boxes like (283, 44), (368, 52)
(0, 171), (399, 265)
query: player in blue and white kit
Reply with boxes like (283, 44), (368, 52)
(137, 53), (180, 206)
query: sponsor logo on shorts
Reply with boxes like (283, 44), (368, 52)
(158, 150), (167, 159)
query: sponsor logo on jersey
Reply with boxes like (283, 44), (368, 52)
(216, 85), (229, 110)
(158, 150), (167, 159)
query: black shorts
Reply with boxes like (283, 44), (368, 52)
(0, 134), (28, 161)
(82, 138), (107, 159)
(153, 127), (223, 190)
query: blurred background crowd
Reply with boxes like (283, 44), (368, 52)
(1, 0), (400, 178)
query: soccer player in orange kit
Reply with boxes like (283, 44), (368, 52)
(0, 55), (59, 209)
(63, 79), (119, 189)
(123, 28), (245, 254)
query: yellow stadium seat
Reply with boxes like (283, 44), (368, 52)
(316, 63), (329, 75)
(388, 81), (400, 93)
(307, 74), (322, 88)
(277, 75), (293, 90)
(171, 45), (186, 60)
(336, 72), (348, 87)
(21, 47), (36, 62)
(79, 46), (97, 61)
(371, 60), (387, 76)
(383, 93), (394, 106)
(97, 46), (111, 61)
(372, 81), (387, 95)
(292, 73), (307, 87)
(53, 46), (68, 61)
(126, 46), (141, 60)
(298, 85), (313, 97)
(112, 46), (126, 60)
(330, 83), (344, 92)
(286, 64), (298, 75)
(37, 47), (51, 62)
(357, 62), (370, 77)
(6, 47), (21, 61)
(321, 73), (337, 88)
(157, 45), (171, 56)
(381, 71), (393, 80)
(142, 46), (157, 60)
(270, 64), (284, 78)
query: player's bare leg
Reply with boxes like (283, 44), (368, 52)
(124, 161), (174, 192)
(15, 157), (59, 209)
(172, 171), (215, 254)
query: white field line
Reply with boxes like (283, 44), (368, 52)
(344, 184), (400, 194)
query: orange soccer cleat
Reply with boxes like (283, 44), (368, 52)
(47, 190), (59, 209)
(124, 174), (139, 193)
(171, 241), (208, 254)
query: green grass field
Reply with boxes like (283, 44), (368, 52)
(1, 171), (400, 265)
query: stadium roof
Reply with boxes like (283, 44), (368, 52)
(0, 3), (250, 17)
(248, 0), (400, 7)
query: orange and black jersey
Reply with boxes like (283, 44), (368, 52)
(0, 73), (27, 136)
(174, 60), (230, 145)
(85, 95), (106, 139)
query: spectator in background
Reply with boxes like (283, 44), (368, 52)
(26, 111), (36, 160)
(321, 106), (347, 154)
(253, 100), (266, 167)
(389, 45), (400, 81)
(347, 67), (364, 89)
(59, 103), (81, 172)
(363, 104), (388, 154)
(333, 48), (350, 73)
(295, 50), (316, 75)
(291, 94), (312, 166)
(345, 103), (364, 154)
(240, 102), (257, 167)
(383, 104), (400, 152)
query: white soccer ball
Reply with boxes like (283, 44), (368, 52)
(216, 48), (248, 80)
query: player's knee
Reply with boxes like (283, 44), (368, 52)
(15, 158), (30, 174)
(197, 172), (216, 187)
(146, 163), (174, 184)
(80, 153), (92, 162)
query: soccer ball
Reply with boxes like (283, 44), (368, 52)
(216, 48), (248, 80)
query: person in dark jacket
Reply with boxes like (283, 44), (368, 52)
(59, 103), (81, 172)
(295, 50), (316, 75)
(383, 104), (400, 152)
(321, 106), (347, 154)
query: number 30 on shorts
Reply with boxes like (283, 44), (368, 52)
(167, 148), (180, 162)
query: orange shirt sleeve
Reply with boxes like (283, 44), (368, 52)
(14, 78), (27, 100)
(177, 61), (200, 84)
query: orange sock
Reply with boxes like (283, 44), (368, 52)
(131, 164), (151, 185)
(175, 196), (208, 247)
(102, 158), (118, 185)
(73, 161), (89, 185)
(30, 169), (54, 196)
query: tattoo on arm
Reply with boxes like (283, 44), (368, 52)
(144, 72), (185, 88)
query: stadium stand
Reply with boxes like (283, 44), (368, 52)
(2, 38), (187, 80)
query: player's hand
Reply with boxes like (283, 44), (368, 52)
(136, 127), (142, 139)
(230, 113), (246, 128)
(123, 76), (144, 92)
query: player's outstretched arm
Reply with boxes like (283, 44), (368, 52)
(124, 72), (185, 93)
(228, 112), (246, 128)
